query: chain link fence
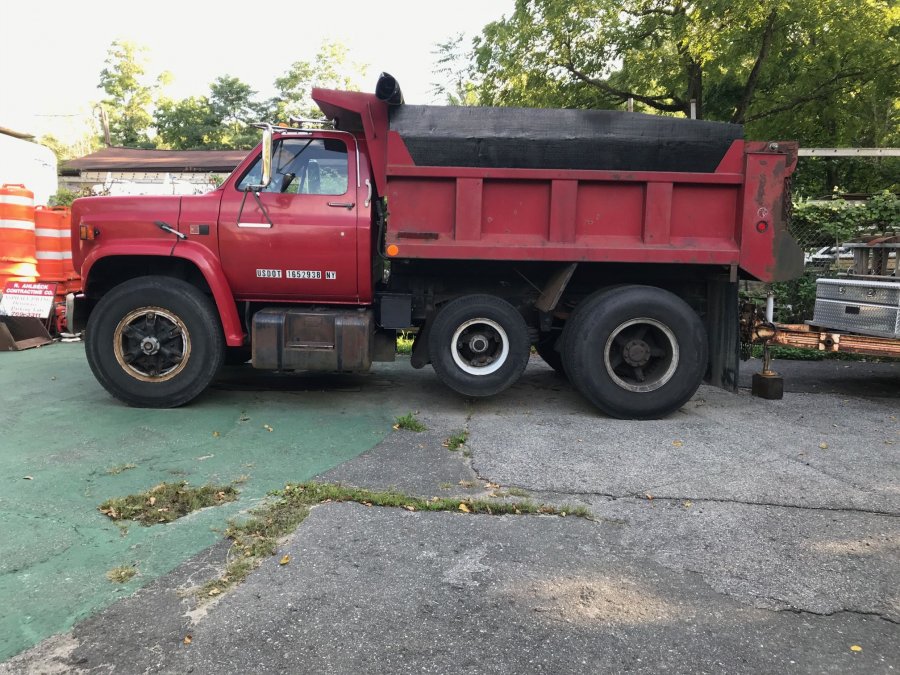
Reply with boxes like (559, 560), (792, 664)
(744, 193), (900, 324)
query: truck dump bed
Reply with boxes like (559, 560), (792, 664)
(312, 88), (803, 283)
(389, 105), (742, 173)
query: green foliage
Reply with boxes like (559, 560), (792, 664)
(793, 158), (900, 199)
(270, 42), (368, 122)
(431, 33), (481, 105)
(48, 188), (81, 207)
(98, 481), (239, 526)
(770, 271), (819, 324)
(396, 330), (415, 355)
(750, 344), (884, 361)
(155, 76), (264, 150)
(95, 39), (365, 151)
(40, 132), (101, 163)
(444, 430), (469, 450)
(99, 40), (162, 147)
(791, 191), (900, 249)
(154, 96), (218, 149)
(466, 0), (899, 193)
(394, 412), (427, 432)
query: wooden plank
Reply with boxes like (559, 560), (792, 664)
(773, 323), (900, 358)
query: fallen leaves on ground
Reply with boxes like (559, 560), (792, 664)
(458, 503), (471, 513)
(279, 554), (291, 566)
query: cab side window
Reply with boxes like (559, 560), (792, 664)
(236, 138), (348, 195)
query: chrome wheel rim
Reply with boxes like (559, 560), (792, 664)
(603, 318), (678, 392)
(113, 306), (191, 382)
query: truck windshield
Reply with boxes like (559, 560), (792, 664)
(237, 138), (348, 195)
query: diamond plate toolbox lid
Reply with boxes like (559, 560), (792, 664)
(815, 278), (900, 307)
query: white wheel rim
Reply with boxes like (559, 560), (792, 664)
(603, 317), (679, 392)
(450, 318), (509, 376)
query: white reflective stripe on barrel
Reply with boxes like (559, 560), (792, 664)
(36, 251), (70, 260)
(34, 228), (69, 237)
(0, 195), (34, 206)
(0, 219), (36, 230)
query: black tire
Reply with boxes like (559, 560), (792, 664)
(561, 285), (708, 419)
(85, 276), (225, 407)
(428, 294), (530, 397)
(534, 333), (566, 376)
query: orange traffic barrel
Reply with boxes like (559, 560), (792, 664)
(35, 206), (69, 282)
(0, 184), (38, 285)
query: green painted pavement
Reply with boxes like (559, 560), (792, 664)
(0, 342), (391, 660)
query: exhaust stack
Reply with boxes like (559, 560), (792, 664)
(375, 72), (403, 106)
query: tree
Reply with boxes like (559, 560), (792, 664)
(154, 96), (220, 150)
(470, 0), (899, 194)
(209, 76), (262, 148)
(270, 42), (368, 122)
(155, 76), (262, 150)
(431, 34), (480, 105)
(472, 1), (898, 122)
(99, 40), (167, 147)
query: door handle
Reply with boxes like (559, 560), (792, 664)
(327, 202), (356, 210)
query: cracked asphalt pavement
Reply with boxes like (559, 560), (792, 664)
(3, 356), (898, 674)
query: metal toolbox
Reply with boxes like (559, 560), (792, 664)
(812, 278), (900, 339)
(815, 278), (900, 305)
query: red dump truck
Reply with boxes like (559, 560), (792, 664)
(69, 74), (803, 418)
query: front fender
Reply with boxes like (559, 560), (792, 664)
(81, 239), (245, 346)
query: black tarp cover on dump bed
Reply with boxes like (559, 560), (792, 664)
(390, 105), (742, 174)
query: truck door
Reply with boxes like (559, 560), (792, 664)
(218, 134), (358, 301)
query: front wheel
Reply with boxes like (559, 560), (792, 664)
(428, 295), (530, 397)
(85, 276), (225, 407)
(561, 285), (708, 419)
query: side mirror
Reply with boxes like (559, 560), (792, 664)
(247, 124), (274, 192)
(260, 125), (273, 189)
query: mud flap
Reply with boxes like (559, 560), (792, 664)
(705, 279), (739, 391)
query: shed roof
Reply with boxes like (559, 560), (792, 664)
(62, 147), (248, 174)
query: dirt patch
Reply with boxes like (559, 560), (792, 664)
(98, 482), (239, 526)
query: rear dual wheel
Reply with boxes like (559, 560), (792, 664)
(561, 285), (708, 419)
(428, 295), (530, 397)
